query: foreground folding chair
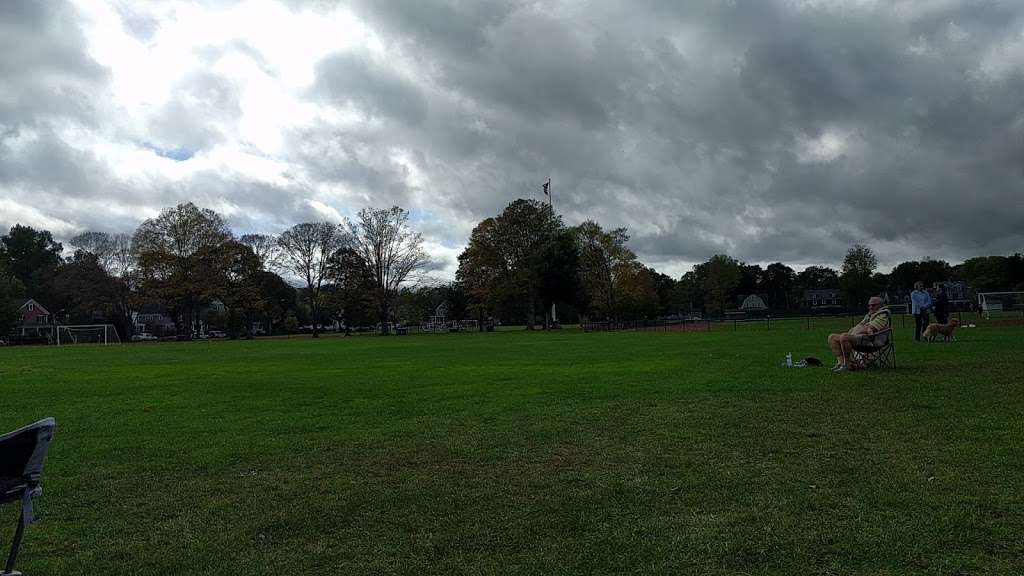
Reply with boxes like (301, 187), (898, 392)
(851, 328), (896, 369)
(1, 418), (56, 576)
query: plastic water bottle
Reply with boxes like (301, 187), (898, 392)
(785, 352), (793, 367)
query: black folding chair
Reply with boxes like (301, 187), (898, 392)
(1, 418), (56, 576)
(851, 328), (896, 369)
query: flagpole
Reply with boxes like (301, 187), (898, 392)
(543, 177), (558, 328)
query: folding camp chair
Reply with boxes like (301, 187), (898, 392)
(851, 328), (895, 369)
(1, 418), (55, 576)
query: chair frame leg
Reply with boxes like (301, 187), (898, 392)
(3, 509), (26, 576)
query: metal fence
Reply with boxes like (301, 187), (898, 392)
(581, 307), (1024, 334)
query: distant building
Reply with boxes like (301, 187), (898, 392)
(803, 289), (841, 308)
(16, 299), (51, 326)
(133, 304), (176, 336)
(12, 298), (53, 341)
(738, 294), (768, 311)
(737, 293), (770, 315)
(934, 280), (970, 301)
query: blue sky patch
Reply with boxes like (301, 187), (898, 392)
(143, 142), (195, 161)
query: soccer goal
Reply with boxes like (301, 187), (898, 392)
(56, 324), (122, 346)
(977, 292), (1024, 319)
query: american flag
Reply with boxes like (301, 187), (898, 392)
(542, 178), (550, 196)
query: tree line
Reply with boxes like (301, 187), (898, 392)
(0, 203), (427, 339)
(2, 198), (1023, 338)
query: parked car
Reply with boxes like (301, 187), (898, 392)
(207, 330), (227, 338)
(131, 332), (159, 342)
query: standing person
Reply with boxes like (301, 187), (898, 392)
(934, 284), (950, 325)
(910, 281), (932, 341)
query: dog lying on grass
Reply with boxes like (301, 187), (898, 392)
(923, 318), (960, 342)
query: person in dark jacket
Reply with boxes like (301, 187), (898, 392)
(934, 285), (950, 325)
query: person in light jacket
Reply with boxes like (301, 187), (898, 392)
(910, 281), (932, 341)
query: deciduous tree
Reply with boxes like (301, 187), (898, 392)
(71, 232), (138, 337)
(217, 240), (263, 338)
(277, 222), (349, 338)
(573, 221), (634, 321)
(457, 218), (506, 326)
(763, 262), (796, 309)
(132, 203), (232, 338)
(840, 244), (878, 307)
(239, 233), (281, 271)
(348, 206), (429, 334)
(701, 254), (741, 316)
(40, 251), (119, 325)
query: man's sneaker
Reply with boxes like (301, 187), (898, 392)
(831, 364), (846, 372)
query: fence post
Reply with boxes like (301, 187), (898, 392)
(806, 316), (810, 330)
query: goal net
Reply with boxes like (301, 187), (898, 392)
(56, 324), (121, 346)
(977, 292), (1024, 319)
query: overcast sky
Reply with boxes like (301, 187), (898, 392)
(2, 0), (1023, 279)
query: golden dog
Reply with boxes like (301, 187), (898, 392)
(923, 318), (960, 342)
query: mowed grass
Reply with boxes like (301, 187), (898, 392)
(1, 320), (1022, 575)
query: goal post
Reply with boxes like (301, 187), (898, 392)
(55, 324), (122, 346)
(977, 292), (1024, 319)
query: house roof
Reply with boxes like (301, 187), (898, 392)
(15, 298), (50, 315)
(740, 294), (767, 310)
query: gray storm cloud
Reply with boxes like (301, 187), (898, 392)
(1, 0), (1022, 277)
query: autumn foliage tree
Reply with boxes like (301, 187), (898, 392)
(217, 240), (263, 338)
(132, 203), (232, 338)
(573, 221), (637, 321)
(457, 217), (505, 326)
(457, 200), (563, 329)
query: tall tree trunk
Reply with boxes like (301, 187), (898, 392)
(527, 289), (535, 330)
(310, 291), (319, 338)
(379, 302), (389, 335)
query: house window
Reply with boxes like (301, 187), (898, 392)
(28, 302), (34, 311)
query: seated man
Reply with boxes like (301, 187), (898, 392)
(827, 296), (890, 371)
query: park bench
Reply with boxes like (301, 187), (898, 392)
(1, 418), (56, 576)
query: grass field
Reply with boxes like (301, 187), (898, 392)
(1, 319), (1022, 575)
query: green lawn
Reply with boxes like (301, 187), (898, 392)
(1, 321), (1022, 575)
